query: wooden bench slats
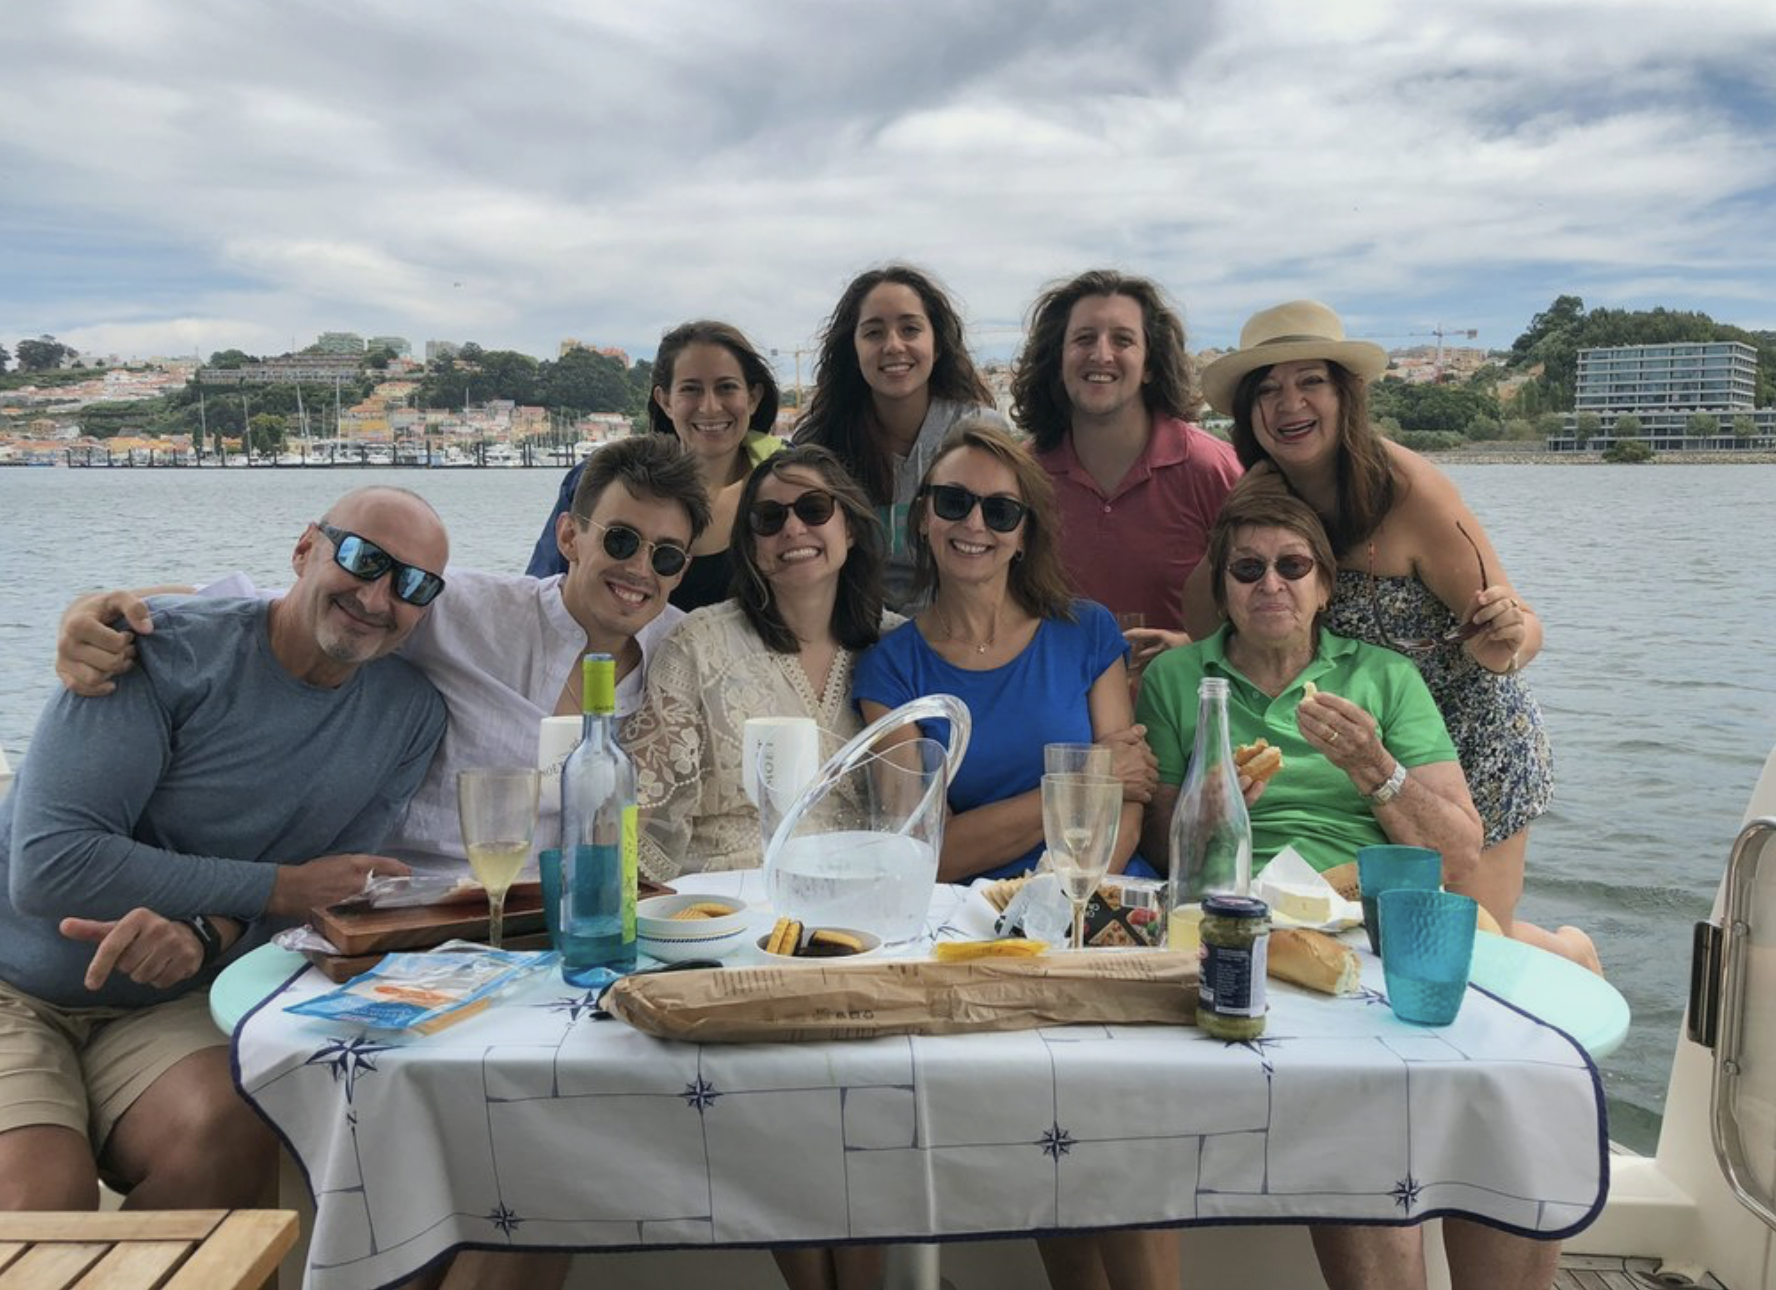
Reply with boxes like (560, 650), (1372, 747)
(0, 1218), (222, 1246)
(69, 1241), (192, 1290)
(0, 1241), (110, 1290)
(0, 1212), (296, 1290)
(160, 1212), (296, 1290)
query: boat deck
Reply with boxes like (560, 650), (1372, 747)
(1555, 1254), (1726, 1288)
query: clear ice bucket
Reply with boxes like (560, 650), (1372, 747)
(762, 695), (971, 944)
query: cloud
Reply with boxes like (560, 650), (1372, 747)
(4, 0), (1775, 362)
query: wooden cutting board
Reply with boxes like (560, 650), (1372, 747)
(310, 882), (547, 956)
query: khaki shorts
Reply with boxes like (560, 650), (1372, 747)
(0, 980), (228, 1152)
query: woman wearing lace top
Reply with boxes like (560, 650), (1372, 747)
(622, 445), (901, 882)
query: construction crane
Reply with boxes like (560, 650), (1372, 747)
(1372, 324), (1482, 382)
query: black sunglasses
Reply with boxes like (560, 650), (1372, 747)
(316, 523), (446, 606)
(1369, 520), (1487, 652)
(748, 489), (837, 536)
(921, 483), (1029, 533)
(1228, 554), (1319, 585)
(575, 515), (689, 577)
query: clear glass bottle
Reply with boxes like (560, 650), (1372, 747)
(558, 653), (637, 981)
(1165, 677), (1253, 952)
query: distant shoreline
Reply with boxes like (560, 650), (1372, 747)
(1423, 449), (1776, 465)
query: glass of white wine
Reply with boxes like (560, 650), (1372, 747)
(1041, 773), (1122, 950)
(457, 768), (540, 950)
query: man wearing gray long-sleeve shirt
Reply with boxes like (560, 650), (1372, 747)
(0, 486), (448, 1213)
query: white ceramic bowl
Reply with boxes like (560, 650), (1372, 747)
(636, 894), (751, 963)
(754, 924), (883, 963)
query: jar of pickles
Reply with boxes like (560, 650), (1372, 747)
(1197, 895), (1270, 1040)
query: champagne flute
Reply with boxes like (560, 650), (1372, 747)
(457, 768), (540, 950)
(1041, 773), (1122, 950)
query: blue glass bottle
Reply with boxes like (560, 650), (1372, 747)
(557, 653), (637, 980)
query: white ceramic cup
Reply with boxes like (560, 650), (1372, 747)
(537, 715), (583, 820)
(743, 716), (822, 846)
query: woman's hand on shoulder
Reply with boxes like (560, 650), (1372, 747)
(1123, 627), (1188, 673)
(1097, 725), (1158, 803)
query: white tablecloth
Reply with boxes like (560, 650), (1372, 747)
(234, 872), (1608, 1290)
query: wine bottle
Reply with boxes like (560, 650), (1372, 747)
(1164, 676), (1253, 951)
(558, 653), (637, 980)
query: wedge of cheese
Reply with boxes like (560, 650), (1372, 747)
(1265, 879), (1336, 926)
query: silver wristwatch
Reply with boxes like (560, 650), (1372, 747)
(1366, 760), (1408, 806)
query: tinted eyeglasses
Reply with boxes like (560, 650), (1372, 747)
(748, 489), (837, 536)
(1369, 520), (1487, 652)
(921, 483), (1029, 533)
(575, 515), (690, 578)
(1228, 554), (1319, 585)
(316, 523), (446, 606)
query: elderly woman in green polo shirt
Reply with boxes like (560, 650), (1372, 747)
(1134, 485), (1577, 1290)
(1135, 483), (1481, 884)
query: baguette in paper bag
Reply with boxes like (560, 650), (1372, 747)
(603, 953), (1199, 1043)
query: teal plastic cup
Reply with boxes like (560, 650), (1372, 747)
(1378, 888), (1478, 1025)
(1356, 844), (1442, 955)
(538, 847), (564, 948)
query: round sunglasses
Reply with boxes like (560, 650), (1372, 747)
(575, 515), (689, 577)
(920, 483), (1029, 533)
(1227, 554), (1318, 585)
(316, 522), (446, 606)
(748, 489), (837, 536)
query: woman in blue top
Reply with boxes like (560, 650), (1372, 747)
(853, 424), (1170, 1290)
(853, 420), (1153, 882)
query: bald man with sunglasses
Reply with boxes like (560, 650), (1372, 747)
(0, 485), (449, 1213)
(55, 438), (711, 882)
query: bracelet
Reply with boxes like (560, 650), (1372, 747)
(183, 916), (224, 972)
(1365, 760), (1409, 806)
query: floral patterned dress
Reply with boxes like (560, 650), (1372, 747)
(1326, 570), (1553, 847)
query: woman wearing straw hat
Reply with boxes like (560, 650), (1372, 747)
(1185, 301), (1597, 972)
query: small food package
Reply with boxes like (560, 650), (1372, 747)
(1081, 876), (1166, 948)
(286, 944), (559, 1034)
(603, 953), (1200, 1043)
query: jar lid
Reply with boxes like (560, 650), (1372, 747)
(1202, 895), (1270, 919)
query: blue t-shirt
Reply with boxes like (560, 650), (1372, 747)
(852, 600), (1128, 880)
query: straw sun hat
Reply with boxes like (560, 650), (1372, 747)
(1200, 300), (1389, 416)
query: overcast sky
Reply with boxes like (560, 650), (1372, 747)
(5, 0), (1774, 374)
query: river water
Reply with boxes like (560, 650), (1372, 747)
(2, 461), (1774, 1152)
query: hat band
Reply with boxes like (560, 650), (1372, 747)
(1254, 333), (1340, 347)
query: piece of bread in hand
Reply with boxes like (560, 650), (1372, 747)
(1234, 738), (1285, 785)
(1268, 928), (1362, 996)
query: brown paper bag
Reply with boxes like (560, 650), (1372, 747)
(603, 951), (1199, 1043)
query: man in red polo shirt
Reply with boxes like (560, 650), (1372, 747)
(1012, 270), (1242, 666)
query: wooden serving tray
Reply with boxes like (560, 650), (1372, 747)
(310, 881), (547, 956)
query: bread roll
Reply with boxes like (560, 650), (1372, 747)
(1268, 928), (1361, 996)
(1319, 862), (1360, 902)
(1234, 738), (1285, 785)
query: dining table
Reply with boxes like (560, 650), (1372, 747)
(221, 871), (1624, 1290)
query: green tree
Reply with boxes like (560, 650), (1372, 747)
(16, 335), (73, 371)
(1574, 412), (1601, 448)
(1613, 414), (1643, 440)
(366, 347), (395, 371)
(206, 349), (257, 370)
(539, 348), (628, 414)
(1377, 415), (1403, 439)
(1510, 295), (1586, 363)
(1602, 439), (1654, 463)
(249, 413), (287, 455)
(1732, 413), (1758, 443)
(1685, 411), (1718, 441)
(0, 343), (9, 373)
(1502, 418), (1537, 442)
(1534, 412), (1565, 442)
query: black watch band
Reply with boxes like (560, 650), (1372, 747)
(184, 915), (223, 971)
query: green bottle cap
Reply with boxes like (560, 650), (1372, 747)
(582, 653), (616, 715)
